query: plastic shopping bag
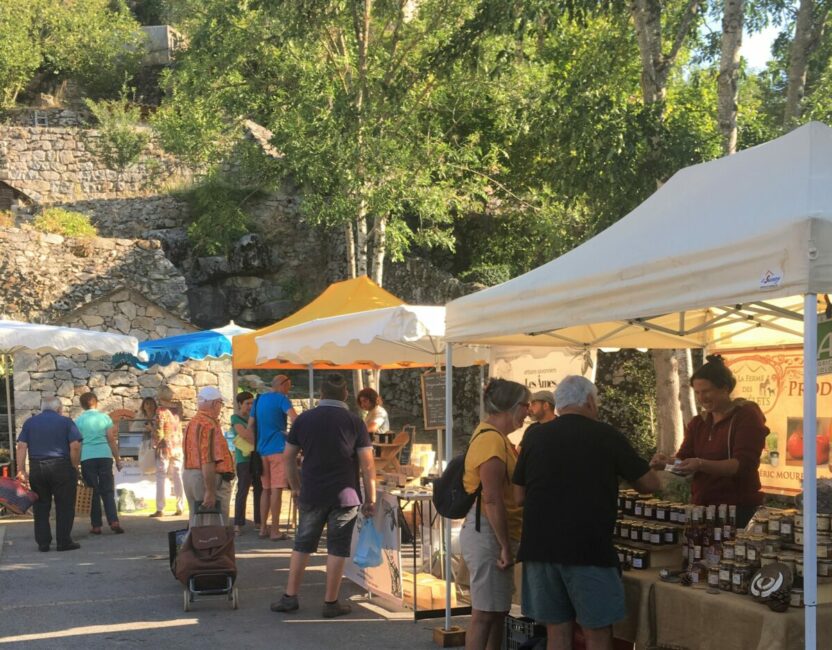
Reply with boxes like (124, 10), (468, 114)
(353, 518), (383, 568)
(138, 438), (156, 474)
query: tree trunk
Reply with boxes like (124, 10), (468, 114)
(717, 0), (744, 155)
(652, 350), (685, 455)
(345, 221), (357, 278)
(784, 0), (828, 127)
(676, 349), (697, 423)
(356, 203), (369, 277)
(370, 214), (387, 285)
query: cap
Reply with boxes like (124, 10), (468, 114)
(197, 386), (225, 404)
(530, 390), (555, 406)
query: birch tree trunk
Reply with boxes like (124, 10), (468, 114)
(676, 349), (697, 423)
(784, 0), (829, 127)
(345, 222), (357, 278)
(629, 0), (701, 455)
(370, 214), (387, 285)
(356, 202), (369, 277)
(717, 0), (744, 155)
(652, 350), (685, 455)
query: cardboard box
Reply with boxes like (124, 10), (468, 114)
(402, 572), (436, 610)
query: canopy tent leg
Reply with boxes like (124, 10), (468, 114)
(803, 295), (818, 650)
(3, 354), (14, 474)
(308, 364), (315, 409)
(479, 364), (485, 421)
(443, 345), (454, 631)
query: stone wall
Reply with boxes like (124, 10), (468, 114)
(0, 125), (191, 204)
(0, 225), (189, 323)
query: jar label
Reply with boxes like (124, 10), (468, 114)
(736, 546), (746, 559)
(708, 573), (719, 586)
(748, 548), (758, 561)
(633, 558), (643, 568)
(694, 545), (702, 559)
(719, 569), (730, 581)
(819, 546), (829, 559)
(664, 532), (674, 543)
(724, 548), (735, 560)
(732, 573), (741, 585)
(782, 523), (792, 535)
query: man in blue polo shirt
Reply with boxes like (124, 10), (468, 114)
(250, 374), (297, 540)
(16, 396), (83, 552)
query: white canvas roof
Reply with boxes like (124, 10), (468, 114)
(0, 320), (139, 355)
(445, 122), (832, 349)
(255, 305), (485, 368)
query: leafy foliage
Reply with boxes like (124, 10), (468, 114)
(33, 208), (98, 238)
(0, 0), (146, 105)
(596, 350), (657, 460)
(0, 210), (14, 228)
(85, 90), (150, 171)
(178, 179), (257, 256)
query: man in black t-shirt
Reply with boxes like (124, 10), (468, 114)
(513, 375), (659, 650)
(270, 374), (376, 619)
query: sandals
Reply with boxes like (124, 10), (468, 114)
(270, 531), (289, 541)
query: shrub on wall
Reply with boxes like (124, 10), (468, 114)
(179, 179), (258, 255)
(33, 208), (97, 238)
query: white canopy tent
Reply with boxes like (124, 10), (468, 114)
(444, 122), (832, 646)
(254, 304), (486, 368)
(0, 320), (139, 473)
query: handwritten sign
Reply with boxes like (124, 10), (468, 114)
(420, 371), (446, 431)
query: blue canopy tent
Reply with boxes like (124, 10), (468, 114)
(113, 322), (253, 369)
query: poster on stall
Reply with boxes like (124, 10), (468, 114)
(344, 490), (402, 605)
(719, 348), (832, 494)
(489, 346), (596, 446)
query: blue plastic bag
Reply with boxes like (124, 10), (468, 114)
(353, 518), (383, 568)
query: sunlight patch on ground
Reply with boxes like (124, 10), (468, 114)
(0, 619), (198, 644)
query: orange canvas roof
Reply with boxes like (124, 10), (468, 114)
(232, 275), (403, 369)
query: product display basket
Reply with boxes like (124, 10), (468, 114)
(505, 614), (546, 650)
(75, 480), (93, 516)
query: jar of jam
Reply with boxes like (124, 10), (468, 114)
(707, 565), (720, 589)
(752, 515), (768, 536)
(642, 525), (653, 544)
(616, 545), (626, 565)
(619, 521), (630, 539)
(818, 559), (832, 577)
(794, 527), (805, 546)
(632, 549), (649, 570)
(760, 552), (777, 568)
(630, 523), (641, 543)
(818, 513), (830, 533)
(649, 526), (663, 546)
(722, 540), (736, 561)
(663, 526), (678, 545)
(765, 514), (779, 534)
(617, 491), (626, 511)
(734, 533), (748, 561)
(643, 500), (655, 520)
(777, 552), (796, 575)
(655, 501), (668, 522)
(746, 535), (764, 565)
(613, 520), (621, 538)
(624, 493), (635, 515)
(780, 515), (794, 542)
(623, 547), (633, 570)
(790, 588), (804, 608)
(670, 505), (680, 523)
(718, 561), (733, 591)
(763, 535), (782, 554)
(818, 538), (832, 559)
(731, 562), (751, 594)
(634, 500), (645, 518)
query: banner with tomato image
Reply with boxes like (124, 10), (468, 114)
(718, 349), (832, 495)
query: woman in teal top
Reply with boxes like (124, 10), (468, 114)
(76, 392), (124, 534)
(232, 391), (261, 534)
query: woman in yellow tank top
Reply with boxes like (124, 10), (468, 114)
(462, 378), (531, 650)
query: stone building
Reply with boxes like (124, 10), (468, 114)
(12, 287), (235, 428)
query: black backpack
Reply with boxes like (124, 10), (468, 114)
(432, 427), (499, 531)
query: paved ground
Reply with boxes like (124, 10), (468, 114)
(0, 510), (468, 649)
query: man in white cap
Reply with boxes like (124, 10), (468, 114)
(182, 386), (235, 521)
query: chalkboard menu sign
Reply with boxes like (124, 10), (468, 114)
(420, 371), (446, 431)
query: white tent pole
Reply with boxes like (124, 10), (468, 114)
(803, 294), (818, 650)
(308, 364), (314, 408)
(479, 364), (485, 421)
(4, 354), (14, 474)
(443, 344), (454, 630)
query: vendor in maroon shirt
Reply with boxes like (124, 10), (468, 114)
(651, 354), (768, 527)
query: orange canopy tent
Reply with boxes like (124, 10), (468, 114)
(232, 276), (406, 370)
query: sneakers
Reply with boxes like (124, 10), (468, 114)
(110, 524), (125, 534)
(57, 542), (81, 551)
(270, 594), (299, 613)
(322, 600), (352, 618)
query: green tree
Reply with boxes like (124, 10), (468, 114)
(0, 0), (145, 106)
(85, 89), (150, 171)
